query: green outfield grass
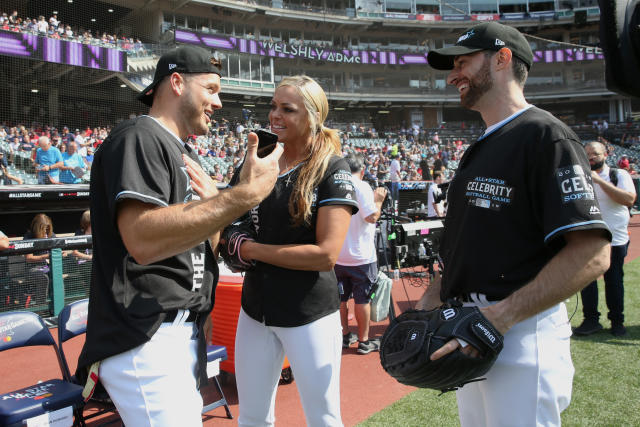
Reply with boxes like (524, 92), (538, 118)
(360, 258), (640, 426)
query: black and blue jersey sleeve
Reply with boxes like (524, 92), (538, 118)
(317, 156), (359, 215)
(540, 138), (611, 244)
(102, 122), (173, 221)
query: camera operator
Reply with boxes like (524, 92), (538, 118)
(428, 171), (446, 217)
(335, 152), (387, 354)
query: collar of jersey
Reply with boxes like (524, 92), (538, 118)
(142, 115), (186, 148)
(279, 162), (304, 178)
(477, 104), (533, 142)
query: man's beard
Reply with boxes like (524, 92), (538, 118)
(590, 159), (605, 171)
(180, 92), (208, 136)
(461, 57), (493, 110)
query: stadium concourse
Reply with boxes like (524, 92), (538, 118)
(2, 216), (640, 426)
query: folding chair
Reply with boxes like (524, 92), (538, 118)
(57, 299), (120, 425)
(202, 344), (233, 419)
(57, 299), (89, 381)
(0, 311), (85, 427)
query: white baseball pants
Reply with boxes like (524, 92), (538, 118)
(457, 300), (574, 427)
(235, 308), (343, 427)
(99, 312), (203, 427)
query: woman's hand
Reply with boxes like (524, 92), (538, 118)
(183, 154), (219, 199)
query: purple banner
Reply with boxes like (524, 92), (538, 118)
(176, 30), (400, 64)
(0, 30), (126, 72)
(532, 48), (604, 64)
(175, 29), (604, 67)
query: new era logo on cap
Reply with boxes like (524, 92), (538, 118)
(495, 38), (505, 46)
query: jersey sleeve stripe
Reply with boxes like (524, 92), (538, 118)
(318, 197), (358, 205)
(544, 220), (609, 242)
(115, 190), (169, 207)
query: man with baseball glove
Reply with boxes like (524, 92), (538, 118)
(381, 23), (611, 426)
(380, 301), (503, 393)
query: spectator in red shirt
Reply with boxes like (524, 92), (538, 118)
(618, 155), (630, 170)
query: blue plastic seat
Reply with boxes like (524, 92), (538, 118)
(57, 299), (119, 424)
(57, 299), (90, 381)
(0, 311), (84, 426)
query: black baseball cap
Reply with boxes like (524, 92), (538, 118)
(138, 45), (222, 107)
(427, 22), (533, 71)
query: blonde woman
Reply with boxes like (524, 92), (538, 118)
(186, 75), (357, 426)
(238, 75), (358, 426)
(22, 213), (55, 306)
(24, 213), (55, 263)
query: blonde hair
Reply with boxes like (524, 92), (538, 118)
(277, 75), (341, 226)
(30, 213), (53, 239)
(79, 210), (91, 233)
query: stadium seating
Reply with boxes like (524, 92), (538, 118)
(0, 310), (84, 426)
(57, 299), (87, 379)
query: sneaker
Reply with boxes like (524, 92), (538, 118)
(611, 323), (627, 337)
(573, 319), (603, 336)
(342, 332), (357, 348)
(357, 338), (380, 355)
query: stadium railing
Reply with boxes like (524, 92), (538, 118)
(1, 236), (92, 319)
(0, 26), (151, 57)
(200, 0), (601, 21)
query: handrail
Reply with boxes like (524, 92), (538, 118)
(2, 236), (92, 256)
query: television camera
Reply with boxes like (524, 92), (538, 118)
(403, 180), (448, 221)
(392, 219), (444, 276)
(362, 176), (444, 276)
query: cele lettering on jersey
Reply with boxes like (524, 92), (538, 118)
(556, 164), (596, 203)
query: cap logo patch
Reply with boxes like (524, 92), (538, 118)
(457, 30), (475, 43)
(168, 63), (177, 70)
(495, 38), (505, 46)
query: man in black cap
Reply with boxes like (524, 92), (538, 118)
(416, 22), (611, 426)
(78, 45), (283, 426)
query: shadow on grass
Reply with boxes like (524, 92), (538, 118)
(570, 324), (640, 346)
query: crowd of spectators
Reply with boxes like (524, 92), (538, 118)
(2, 116), (640, 187)
(183, 117), (468, 184)
(0, 10), (147, 56)
(340, 125), (469, 184)
(0, 123), (104, 184)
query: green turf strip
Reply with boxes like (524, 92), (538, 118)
(360, 257), (640, 426)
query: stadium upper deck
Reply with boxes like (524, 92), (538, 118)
(0, 0), (636, 130)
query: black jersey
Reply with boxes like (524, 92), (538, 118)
(231, 155), (358, 327)
(440, 107), (610, 301)
(78, 116), (217, 377)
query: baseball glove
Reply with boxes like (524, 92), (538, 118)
(218, 216), (256, 272)
(379, 301), (503, 393)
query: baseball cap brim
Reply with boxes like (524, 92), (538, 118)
(427, 46), (485, 70)
(137, 79), (162, 107)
